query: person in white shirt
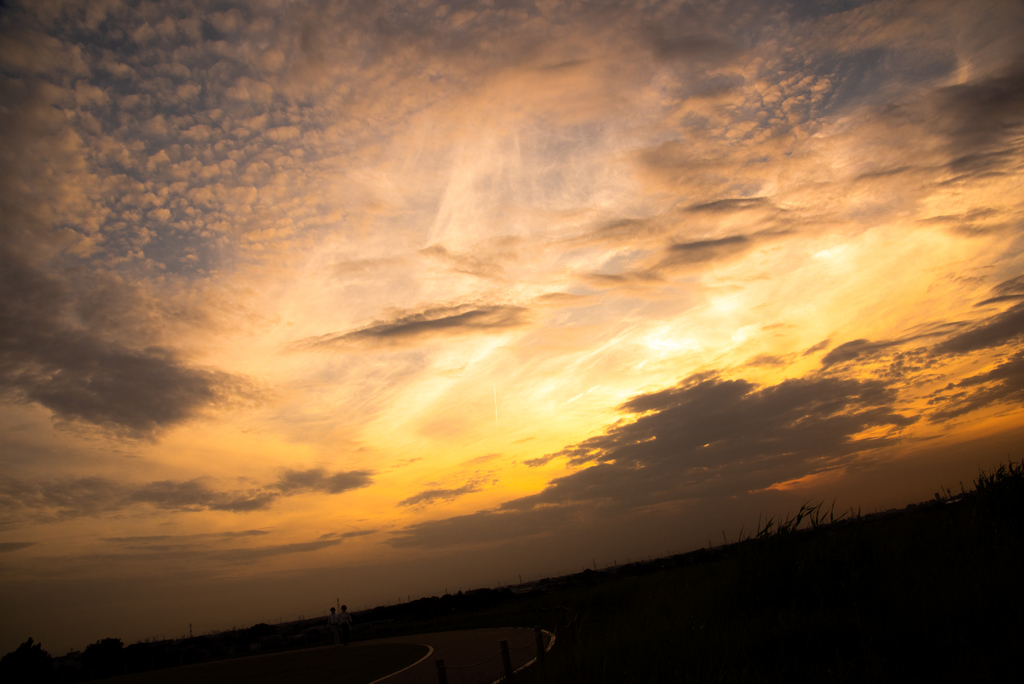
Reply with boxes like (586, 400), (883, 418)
(327, 607), (342, 645)
(339, 605), (353, 645)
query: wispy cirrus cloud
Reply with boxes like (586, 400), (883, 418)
(398, 481), (481, 507)
(296, 303), (531, 348)
(684, 197), (771, 213)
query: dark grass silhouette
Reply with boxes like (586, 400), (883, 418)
(512, 460), (1024, 683)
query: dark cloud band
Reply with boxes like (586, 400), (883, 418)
(0, 248), (251, 437)
(388, 372), (916, 549)
(0, 468), (373, 529)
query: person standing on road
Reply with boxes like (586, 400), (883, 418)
(339, 605), (353, 645)
(327, 607), (342, 645)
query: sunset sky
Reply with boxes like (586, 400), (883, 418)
(3, 0), (1024, 655)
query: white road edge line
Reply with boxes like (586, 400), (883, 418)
(491, 629), (556, 684)
(366, 644), (435, 684)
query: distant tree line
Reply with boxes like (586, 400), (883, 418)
(0, 624), (302, 683)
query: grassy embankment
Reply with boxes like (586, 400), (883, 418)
(508, 460), (1024, 683)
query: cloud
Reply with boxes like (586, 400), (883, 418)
(656, 228), (792, 274)
(0, 542), (37, 553)
(565, 374), (914, 467)
(420, 245), (507, 279)
(684, 197), (770, 213)
(272, 468), (374, 494)
(398, 482), (481, 507)
(977, 275), (1024, 306)
(0, 470), (372, 528)
(100, 530), (271, 545)
(209, 539), (345, 563)
(932, 301), (1024, 356)
(811, 304), (1024, 423)
(821, 338), (905, 366)
(334, 257), (408, 277)
(126, 480), (277, 513)
(935, 65), (1024, 178)
(388, 505), (575, 549)
(297, 304), (531, 348)
(641, 21), (741, 63)
(318, 530), (376, 540)
(821, 296), (1024, 371)
(96, 532), (371, 565)
(655, 234), (753, 268)
(581, 233), (768, 289)
(579, 217), (665, 246)
(582, 271), (662, 289)
(388, 372), (916, 548)
(0, 249), (252, 437)
(744, 354), (793, 368)
(803, 339), (831, 356)
(928, 350), (1024, 422)
(0, 477), (275, 527)
(533, 293), (592, 308)
(460, 453), (501, 466)
(582, 226), (789, 288)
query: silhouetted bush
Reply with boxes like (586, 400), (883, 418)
(245, 623), (277, 640)
(0, 638), (54, 683)
(81, 638), (124, 679)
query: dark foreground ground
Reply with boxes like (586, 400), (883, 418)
(100, 643), (427, 684)
(510, 460), (1024, 683)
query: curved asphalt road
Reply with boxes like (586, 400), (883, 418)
(359, 628), (547, 684)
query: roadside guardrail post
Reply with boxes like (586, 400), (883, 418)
(435, 658), (448, 684)
(500, 639), (514, 681)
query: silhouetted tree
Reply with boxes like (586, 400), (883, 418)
(245, 623), (276, 639)
(82, 637), (124, 679)
(0, 637), (54, 683)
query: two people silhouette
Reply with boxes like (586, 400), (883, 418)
(327, 606), (353, 645)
